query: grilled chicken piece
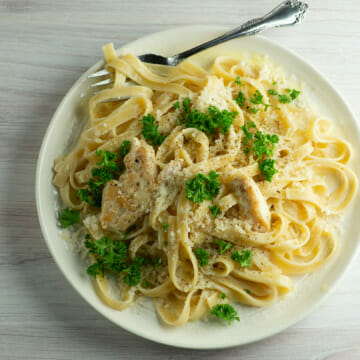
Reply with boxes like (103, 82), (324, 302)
(152, 159), (184, 213)
(100, 137), (158, 232)
(229, 174), (271, 232)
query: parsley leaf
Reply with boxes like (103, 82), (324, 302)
(121, 256), (147, 287)
(84, 234), (148, 287)
(241, 120), (256, 146)
(208, 106), (237, 134)
(240, 122), (279, 181)
(179, 98), (237, 135)
(88, 179), (103, 206)
(210, 304), (240, 325)
(248, 120), (257, 128)
(252, 131), (279, 160)
(77, 188), (93, 205)
(250, 90), (274, 112)
(234, 76), (241, 85)
(182, 97), (191, 113)
(142, 280), (150, 288)
(59, 208), (80, 228)
(250, 107), (259, 114)
(194, 248), (210, 267)
(267, 88), (300, 104)
(95, 149), (119, 170)
(279, 94), (291, 104)
(245, 289), (251, 294)
(267, 89), (278, 96)
(119, 140), (131, 158)
(185, 171), (220, 203)
(290, 89), (300, 100)
(152, 257), (162, 268)
(85, 236), (128, 275)
(141, 114), (167, 146)
(123, 261), (142, 286)
(259, 158), (278, 182)
(77, 149), (122, 206)
(162, 221), (169, 232)
(231, 249), (253, 268)
(220, 292), (226, 300)
(209, 205), (220, 219)
(87, 261), (105, 278)
(91, 166), (117, 184)
(214, 239), (233, 255)
(173, 101), (180, 109)
(234, 91), (245, 108)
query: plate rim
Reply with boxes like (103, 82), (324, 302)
(35, 24), (360, 349)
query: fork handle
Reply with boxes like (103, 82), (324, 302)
(173, 0), (308, 64)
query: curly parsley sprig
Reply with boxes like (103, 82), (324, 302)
(234, 76), (242, 85)
(122, 256), (146, 286)
(268, 88), (300, 104)
(234, 91), (245, 108)
(141, 114), (167, 146)
(250, 90), (278, 112)
(85, 232), (160, 287)
(178, 98), (238, 135)
(234, 86), (300, 114)
(185, 171), (220, 203)
(209, 205), (220, 219)
(259, 158), (279, 182)
(59, 208), (80, 228)
(252, 132), (279, 160)
(162, 221), (169, 232)
(119, 140), (131, 158)
(241, 121), (279, 182)
(214, 239), (233, 255)
(210, 304), (240, 325)
(194, 248), (210, 267)
(85, 235), (128, 277)
(231, 249), (253, 268)
(77, 142), (129, 206)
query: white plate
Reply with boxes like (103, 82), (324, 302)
(36, 25), (360, 349)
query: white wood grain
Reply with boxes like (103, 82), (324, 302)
(0, 0), (359, 358)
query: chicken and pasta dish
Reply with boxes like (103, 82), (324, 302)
(53, 43), (357, 326)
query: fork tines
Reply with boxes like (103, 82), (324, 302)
(90, 77), (114, 88)
(88, 68), (111, 78)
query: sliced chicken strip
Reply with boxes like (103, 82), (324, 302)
(101, 137), (158, 232)
(150, 159), (185, 222)
(229, 174), (271, 232)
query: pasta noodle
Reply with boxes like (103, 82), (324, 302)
(53, 43), (358, 326)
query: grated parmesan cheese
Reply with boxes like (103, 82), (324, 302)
(194, 76), (233, 112)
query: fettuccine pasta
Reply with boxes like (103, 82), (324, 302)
(53, 43), (358, 326)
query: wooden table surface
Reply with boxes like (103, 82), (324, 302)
(1, 0), (359, 359)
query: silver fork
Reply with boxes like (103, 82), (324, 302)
(89, 0), (308, 95)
